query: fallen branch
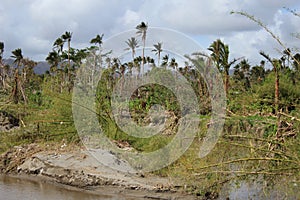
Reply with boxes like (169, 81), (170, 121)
(19, 118), (26, 127)
(194, 170), (294, 176)
(279, 112), (300, 122)
(226, 109), (237, 116)
(196, 157), (298, 170)
(223, 134), (283, 145)
(218, 140), (292, 159)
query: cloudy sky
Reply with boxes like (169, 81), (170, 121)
(1, 0), (300, 68)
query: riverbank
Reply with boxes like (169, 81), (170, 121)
(0, 143), (196, 200)
(0, 103), (299, 199)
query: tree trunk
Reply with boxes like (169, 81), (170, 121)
(67, 40), (71, 92)
(274, 62), (281, 139)
(141, 39), (145, 77)
(275, 68), (279, 114)
(68, 40), (71, 75)
(225, 71), (229, 95)
(12, 70), (19, 104)
(18, 78), (27, 104)
(158, 53), (160, 67)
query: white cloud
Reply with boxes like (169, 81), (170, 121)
(0, 0), (300, 65)
(224, 8), (300, 67)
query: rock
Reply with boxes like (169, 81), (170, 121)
(0, 144), (42, 173)
(0, 111), (19, 132)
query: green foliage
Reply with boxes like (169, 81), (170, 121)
(251, 71), (300, 112)
(95, 67), (179, 152)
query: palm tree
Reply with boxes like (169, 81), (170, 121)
(46, 51), (60, 75)
(46, 51), (61, 91)
(169, 58), (178, 71)
(126, 61), (134, 76)
(133, 56), (142, 79)
(240, 59), (250, 73)
(73, 48), (88, 66)
(90, 34), (104, 49)
(234, 59), (251, 90)
(0, 42), (4, 60)
(136, 22), (148, 77)
(0, 42), (5, 89)
(11, 48), (23, 70)
(152, 42), (163, 67)
(260, 51), (280, 114)
(125, 37), (139, 60)
(62, 31), (72, 69)
(208, 39), (239, 94)
(22, 58), (37, 85)
(162, 54), (169, 69)
(61, 31), (73, 90)
(250, 65), (265, 83)
(11, 48), (26, 104)
(293, 53), (300, 72)
(53, 38), (64, 55)
(208, 39), (223, 71)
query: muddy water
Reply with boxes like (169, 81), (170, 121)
(2, 174), (297, 200)
(0, 175), (191, 200)
(0, 175), (117, 200)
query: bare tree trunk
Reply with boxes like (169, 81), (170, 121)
(273, 63), (281, 139)
(157, 53), (160, 67)
(67, 40), (72, 93)
(275, 69), (279, 114)
(0, 65), (3, 89)
(12, 70), (19, 104)
(18, 78), (27, 104)
(141, 39), (145, 77)
(225, 72), (229, 95)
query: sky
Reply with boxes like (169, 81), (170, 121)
(1, 0), (300, 68)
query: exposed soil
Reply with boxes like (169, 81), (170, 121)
(0, 143), (197, 199)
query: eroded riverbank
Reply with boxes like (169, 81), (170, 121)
(0, 143), (195, 200)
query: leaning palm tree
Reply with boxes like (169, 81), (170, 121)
(260, 51), (280, 114)
(125, 37), (139, 60)
(11, 48), (23, 70)
(90, 34), (104, 49)
(136, 22), (148, 77)
(152, 42), (163, 67)
(53, 37), (64, 55)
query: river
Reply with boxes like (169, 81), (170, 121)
(0, 175), (194, 200)
(0, 175), (118, 200)
(1, 174), (298, 199)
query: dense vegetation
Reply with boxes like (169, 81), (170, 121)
(0, 13), (299, 198)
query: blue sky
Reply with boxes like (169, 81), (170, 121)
(1, 0), (300, 68)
